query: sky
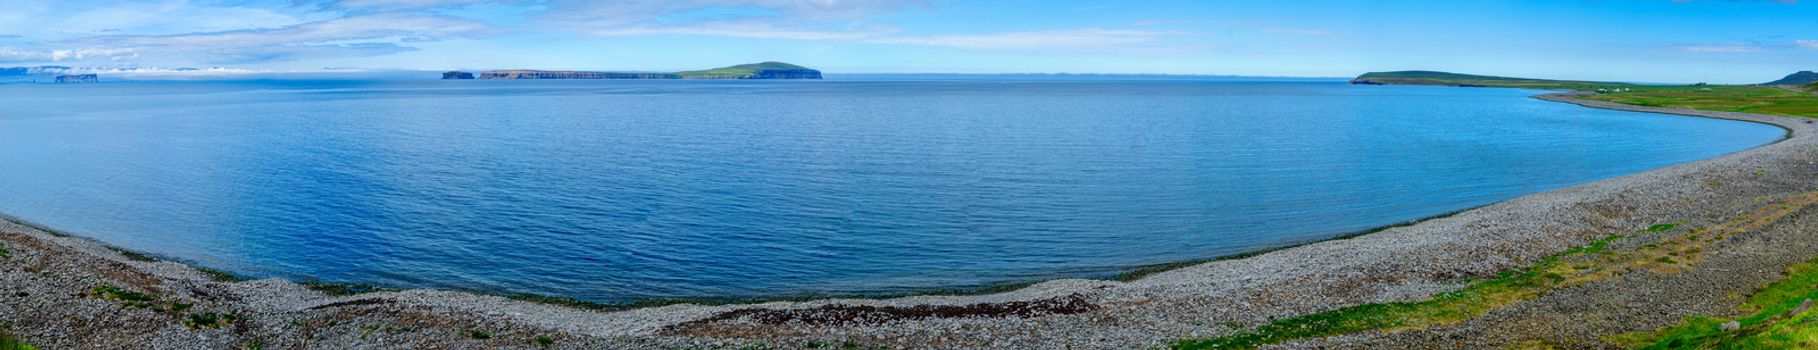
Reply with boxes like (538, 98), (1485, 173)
(1, 0), (1816, 83)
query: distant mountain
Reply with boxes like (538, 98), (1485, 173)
(1350, 71), (1620, 89)
(470, 62), (822, 80)
(1762, 71), (1818, 86)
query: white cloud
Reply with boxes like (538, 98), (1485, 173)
(1798, 39), (1818, 49)
(51, 14), (492, 64)
(0, 47), (51, 63)
(0, 47), (138, 63)
(1669, 44), (1762, 53)
(542, 0), (924, 40)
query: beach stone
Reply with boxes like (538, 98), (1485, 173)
(1720, 321), (1741, 332)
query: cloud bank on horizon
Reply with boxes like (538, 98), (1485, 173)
(0, 0), (1815, 83)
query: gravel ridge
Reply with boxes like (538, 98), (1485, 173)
(3, 92), (1814, 349)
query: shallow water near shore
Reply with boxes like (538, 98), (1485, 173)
(0, 78), (1785, 302)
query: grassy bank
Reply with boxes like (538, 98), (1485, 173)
(1580, 85), (1818, 119)
(1608, 256), (1818, 349)
(1355, 71), (1818, 118)
(1170, 189), (1818, 349)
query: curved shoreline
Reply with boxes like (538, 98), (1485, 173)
(3, 91), (1815, 349)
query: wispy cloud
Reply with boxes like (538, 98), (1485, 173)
(51, 14), (493, 64)
(0, 47), (138, 63)
(581, 20), (897, 41)
(1264, 28), (1339, 36)
(1798, 39), (1818, 49)
(331, 0), (505, 9)
(1668, 44), (1762, 53)
(543, 1), (1185, 53)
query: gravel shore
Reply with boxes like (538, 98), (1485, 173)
(3, 92), (1815, 349)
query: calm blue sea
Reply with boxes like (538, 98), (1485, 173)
(0, 78), (1785, 302)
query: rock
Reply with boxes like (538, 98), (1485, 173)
(441, 71), (474, 79)
(53, 74), (98, 83)
(1790, 299), (1813, 317)
(1720, 320), (1740, 332)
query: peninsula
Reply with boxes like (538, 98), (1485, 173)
(456, 62), (822, 80)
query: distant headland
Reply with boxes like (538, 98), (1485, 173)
(446, 62), (822, 80)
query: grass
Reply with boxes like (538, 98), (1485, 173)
(0, 243), (9, 260)
(1169, 234), (1633, 350)
(91, 284), (159, 309)
(1354, 71), (1818, 119)
(0, 321), (36, 350)
(534, 335), (554, 346)
(1608, 256), (1818, 349)
(183, 312), (237, 329)
(1641, 222), (1685, 233)
(1171, 191), (1818, 349)
(0, 331), (36, 350)
(674, 62), (815, 78)
(467, 330), (491, 339)
(1578, 85), (1818, 119)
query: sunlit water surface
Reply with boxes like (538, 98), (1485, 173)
(0, 78), (1784, 302)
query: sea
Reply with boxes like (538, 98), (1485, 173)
(0, 76), (1785, 302)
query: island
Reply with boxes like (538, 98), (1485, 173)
(472, 61), (821, 80)
(1763, 71), (1818, 86)
(53, 74), (98, 84)
(441, 71), (474, 79)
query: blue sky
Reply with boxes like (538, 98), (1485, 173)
(1, 0), (1815, 83)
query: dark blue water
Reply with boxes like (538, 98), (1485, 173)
(0, 79), (1784, 302)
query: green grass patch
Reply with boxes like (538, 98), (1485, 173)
(1642, 222), (1685, 233)
(534, 335), (554, 346)
(1611, 256), (1818, 349)
(1170, 235), (1630, 350)
(674, 62), (816, 79)
(1580, 85), (1818, 119)
(91, 284), (159, 309)
(183, 312), (237, 329)
(467, 330), (491, 339)
(1, 331), (37, 350)
(0, 243), (9, 260)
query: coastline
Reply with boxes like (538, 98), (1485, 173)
(3, 91), (1816, 349)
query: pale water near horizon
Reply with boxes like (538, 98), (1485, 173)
(0, 79), (1785, 302)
